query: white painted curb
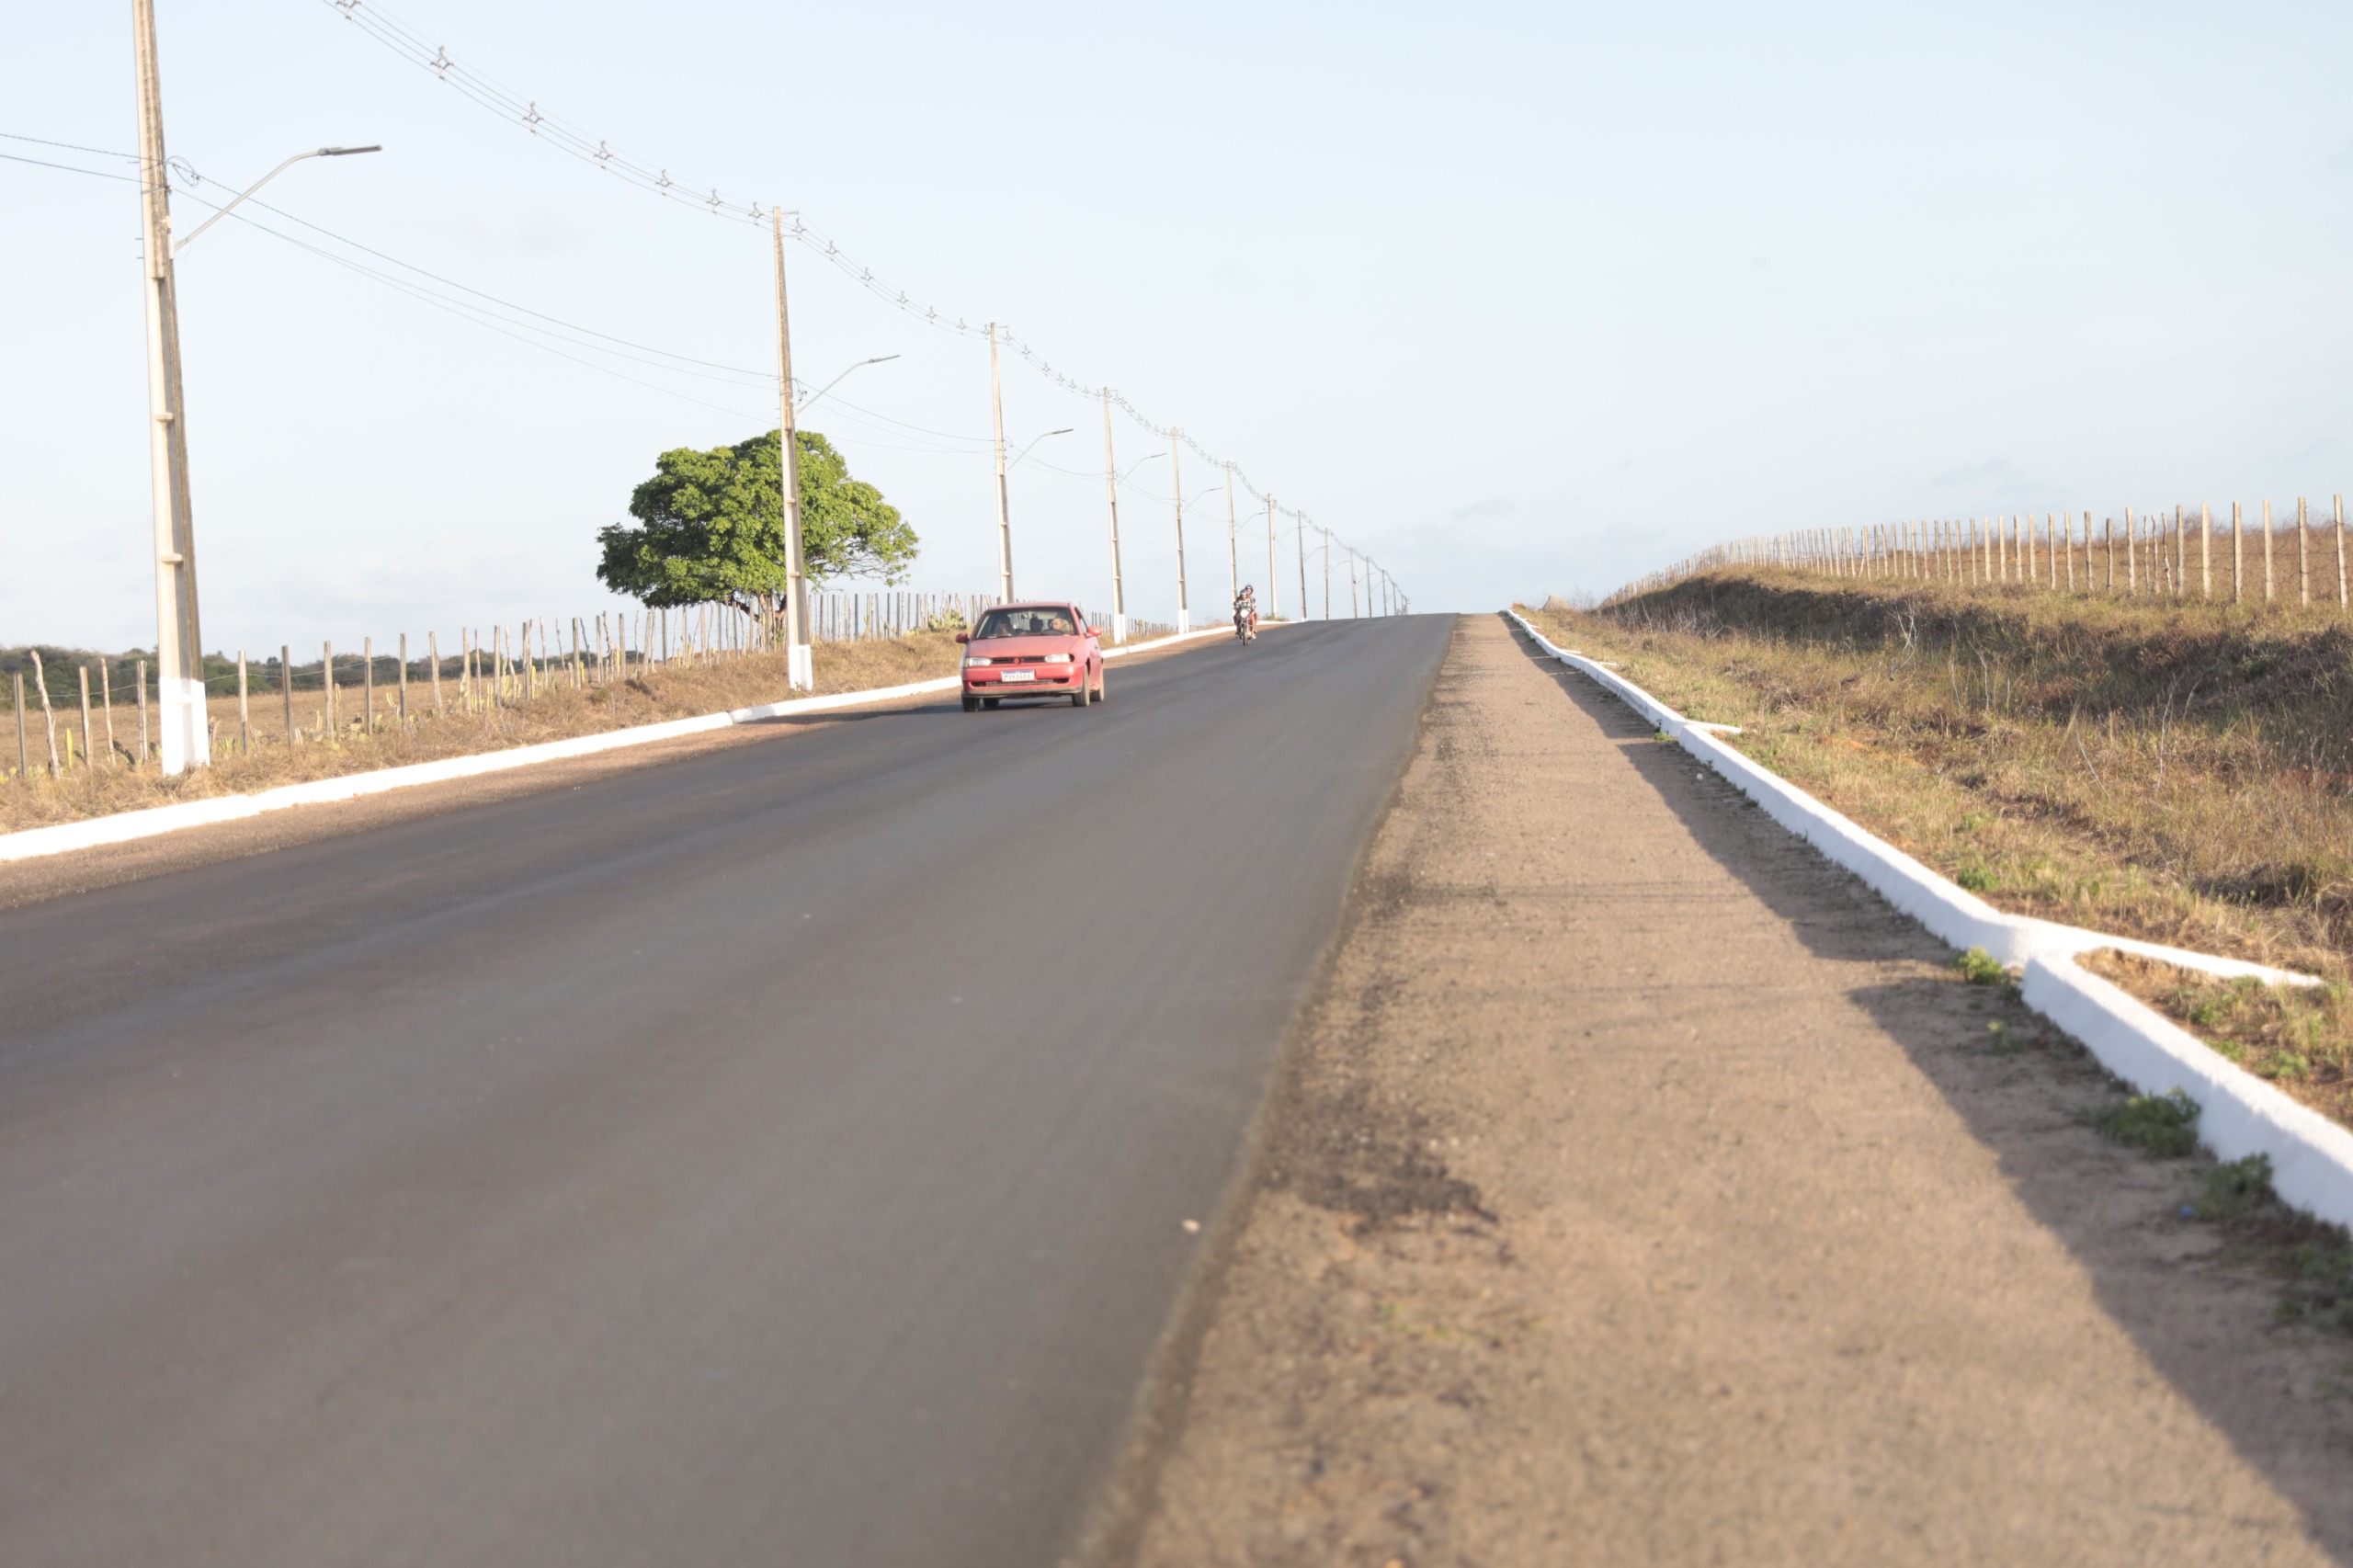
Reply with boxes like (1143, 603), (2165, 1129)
(0, 620), (1262, 868)
(1506, 609), (2353, 1229)
(2023, 957), (2353, 1228)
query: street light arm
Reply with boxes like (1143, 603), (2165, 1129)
(173, 144), (381, 256)
(796, 354), (900, 415)
(1006, 427), (1074, 472)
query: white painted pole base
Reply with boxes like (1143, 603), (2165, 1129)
(157, 674), (210, 776)
(1112, 614), (1129, 644)
(789, 642), (813, 691)
(1176, 609), (1189, 635)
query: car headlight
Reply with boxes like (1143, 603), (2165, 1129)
(1043, 653), (1073, 664)
(964, 656), (993, 667)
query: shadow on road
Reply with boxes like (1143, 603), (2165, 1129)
(1503, 616), (2353, 1562)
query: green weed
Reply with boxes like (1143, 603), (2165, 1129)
(2093, 1088), (2200, 1157)
(1952, 948), (2011, 987)
(2194, 1154), (2276, 1221)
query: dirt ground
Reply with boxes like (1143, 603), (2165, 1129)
(1112, 613), (2353, 1566)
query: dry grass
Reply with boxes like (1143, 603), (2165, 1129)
(0, 631), (961, 835)
(1525, 571), (2353, 977)
(2085, 950), (2353, 1127)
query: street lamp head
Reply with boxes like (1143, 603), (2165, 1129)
(318, 145), (382, 156)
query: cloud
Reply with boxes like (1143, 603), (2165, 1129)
(517, 210), (585, 253)
(1927, 458), (2049, 508)
(1449, 497), (1516, 521)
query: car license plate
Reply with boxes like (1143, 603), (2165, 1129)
(1001, 669), (1035, 683)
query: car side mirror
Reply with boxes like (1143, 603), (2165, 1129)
(1086, 626), (1102, 638)
(954, 631), (969, 644)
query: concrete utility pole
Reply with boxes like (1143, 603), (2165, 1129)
(1101, 390), (1127, 642)
(990, 324), (1013, 602)
(1349, 548), (1359, 617)
(1224, 462), (1238, 609)
(132, 0), (206, 774)
(1322, 528), (1332, 619)
(1266, 495), (1279, 619)
(772, 209), (811, 688)
(1296, 512), (1308, 621)
(1170, 432), (1189, 634)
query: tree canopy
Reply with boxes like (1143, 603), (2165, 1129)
(596, 429), (917, 613)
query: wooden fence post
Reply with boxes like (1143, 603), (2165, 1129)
(2300, 497), (2312, 608)
(324, 641), (336, 733)
(29, 651), (58, 777)
(12, 672), (24, 778)
(2233, 503), (2244, 603)
(100, 660), (116, 763)
(237, 651), (249, 754)
(2264, 500), (2275, 604)
(364, 636), (375, 733)
(281, 645), (293, 744)
(2338, 495), (2348, 610)
(77, 665), (93, 775)
(2200, 503), (2211, 600)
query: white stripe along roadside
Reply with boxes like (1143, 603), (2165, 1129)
(0, 620), (1267, 869)
(1507, 608), (2353, 1232)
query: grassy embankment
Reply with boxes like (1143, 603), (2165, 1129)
(1526, 570), (2353, 1126)
(0, 631), (963, 835)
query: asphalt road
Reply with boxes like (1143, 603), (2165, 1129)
(0, 616), (1449, 1568)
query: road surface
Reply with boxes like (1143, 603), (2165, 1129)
(0, 618), (1449, 1567)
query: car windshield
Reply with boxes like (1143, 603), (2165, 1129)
(974, 608), (1075, 639)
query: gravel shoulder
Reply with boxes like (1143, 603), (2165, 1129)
(1119, 613), (2353, 1566)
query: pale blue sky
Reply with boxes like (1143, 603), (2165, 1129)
(6, 1), (2352, 653)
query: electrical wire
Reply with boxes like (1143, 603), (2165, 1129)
(0, 130), (138, 161)
(0, 149), (143, 183)
(313, 0), (1384, 578)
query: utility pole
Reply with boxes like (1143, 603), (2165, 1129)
(1266, 495), (1279, 619)
(1170, 432), (1189, 633)
(772, 210), (810, 688)
(1349, 548), (1359, 617)
(133, 0), (206, 774)
(1101, 390), (1127, 642)
(1296, 512), (1308, 621)
(1224, 462), (1238, 610)
(990, 324), (1012, 602)
(1322, 528), (1331, 619)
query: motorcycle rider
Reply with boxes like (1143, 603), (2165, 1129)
(1233, 584), (1258, 641)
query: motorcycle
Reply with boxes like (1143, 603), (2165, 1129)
(1233, 605), (1257, 642)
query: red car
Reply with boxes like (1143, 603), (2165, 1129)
(957, 601), (1106, 710)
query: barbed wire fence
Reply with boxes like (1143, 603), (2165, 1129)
(1609, 497), (2353, 614)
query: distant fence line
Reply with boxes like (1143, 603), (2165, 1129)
(1613, 496), (2353, 610)
(5, 589), (1173, 780)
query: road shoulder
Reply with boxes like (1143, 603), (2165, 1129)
(1117, 613), (2353, 1566)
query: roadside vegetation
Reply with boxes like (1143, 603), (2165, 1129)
(1527, 572), (2353, 973)
(0, 631), (961, 835)
(1527, 570), (2353, 1127)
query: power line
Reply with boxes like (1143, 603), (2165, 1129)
(313, 0), (1363, 556)
(0, 148), (142, 184)
(0, 130), (138, 161)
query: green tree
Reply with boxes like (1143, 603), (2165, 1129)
(596, 429), (917, 614)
